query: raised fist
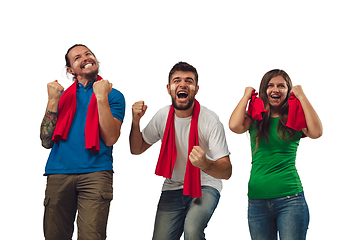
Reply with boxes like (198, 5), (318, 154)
(47, 80), (64, 101)
(132, 101), (147, 123)
(93, 79), (113, 98)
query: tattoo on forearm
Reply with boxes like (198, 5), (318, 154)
(40, 110), (57, 148)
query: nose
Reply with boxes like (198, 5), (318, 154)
(179, 80), (187, 88)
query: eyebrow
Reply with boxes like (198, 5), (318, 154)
(172, 77), (194, 81)
(73, 51), (92, 60)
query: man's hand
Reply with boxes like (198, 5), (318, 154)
(132, 101), (148, 123)
(93, 79), (112, 99)
(47, 80), (64, 102)
(46, 80), (64, 112)
(129, 101), (150, 155)
(189, 146), (209, 170)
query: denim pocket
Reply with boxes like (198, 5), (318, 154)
(284, 192), (307, 206)
(157, 190), (187, 211)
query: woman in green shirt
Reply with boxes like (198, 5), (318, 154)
(229, 69), (322, 240)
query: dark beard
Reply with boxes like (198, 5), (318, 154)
(171, 95), (195, 111)
(84, 68), (99, 82)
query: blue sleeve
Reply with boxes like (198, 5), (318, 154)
(108, 88), (125, 123)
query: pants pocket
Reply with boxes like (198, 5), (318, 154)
(100, 191), (113, 201)
(43, 196), (50, 207)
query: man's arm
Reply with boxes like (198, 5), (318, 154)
(40, 80), (64, 149)
(40, 110), (57, 149)
(94, 80), (122, 146)
(189, 146), (232, 180)
(129, 101), (152, 154)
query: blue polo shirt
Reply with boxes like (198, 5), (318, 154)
(44, 82), (125, 175)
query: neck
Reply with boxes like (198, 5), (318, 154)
(270, 107), (280, 117)
(174, 104), (194, 118)
(77, 76), (97, 87)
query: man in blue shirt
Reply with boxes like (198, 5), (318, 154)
(40, 44), (125, 240)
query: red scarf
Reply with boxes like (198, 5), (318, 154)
(52, 75), (102, 152)
(286, 92), (307, 131)
(247, 91), (307, 131)
(155, 99), (202, 198)
(247, 90), (269, 121)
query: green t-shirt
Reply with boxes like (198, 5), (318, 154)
(248, 117), (303, 199)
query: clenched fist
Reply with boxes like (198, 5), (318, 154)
(244, 86), (255, 100)
(93, 79), (113, 99)
(189, 146), (208, 170)
(132, 101), (147, 123)
(47, 80), (64, 102)
(291, 85), (305, 100)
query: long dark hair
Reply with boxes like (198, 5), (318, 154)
(255, 69), (295, 142)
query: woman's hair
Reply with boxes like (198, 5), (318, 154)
(255, 69), (295, 142)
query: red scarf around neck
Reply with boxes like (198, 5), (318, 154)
(52, 75), (102, 152)
(155, 99), (202, 198)
(286, 92), (307, 131)
(247, 90), (269, 121)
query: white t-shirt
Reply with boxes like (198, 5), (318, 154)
(142, 105), (230, 193)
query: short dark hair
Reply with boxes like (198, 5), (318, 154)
(168, 62), (198, 85)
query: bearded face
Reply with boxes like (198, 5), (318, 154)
(167, 71), (198, 112)
(66, 45), (99, 81)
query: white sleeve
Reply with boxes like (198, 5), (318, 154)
(142, 106), (169, 145)
(199, 107), (230, 161)
(207, 121), (230, 160)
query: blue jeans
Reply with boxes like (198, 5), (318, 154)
(152, 186), (220, 240)
(248, 191), (309, 240)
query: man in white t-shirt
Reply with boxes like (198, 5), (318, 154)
(130, 62), (232, 240)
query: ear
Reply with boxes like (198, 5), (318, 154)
(167, 84), (171, 95)
(195, 85), (199, 95)
(67, 67), (75, 76)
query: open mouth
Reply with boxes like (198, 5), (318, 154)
(177, 91), (188, 99)
(80, 61), (94, 70)
(270, 94), (281, 99)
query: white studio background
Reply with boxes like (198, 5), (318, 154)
(1, 0), (358, 239)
